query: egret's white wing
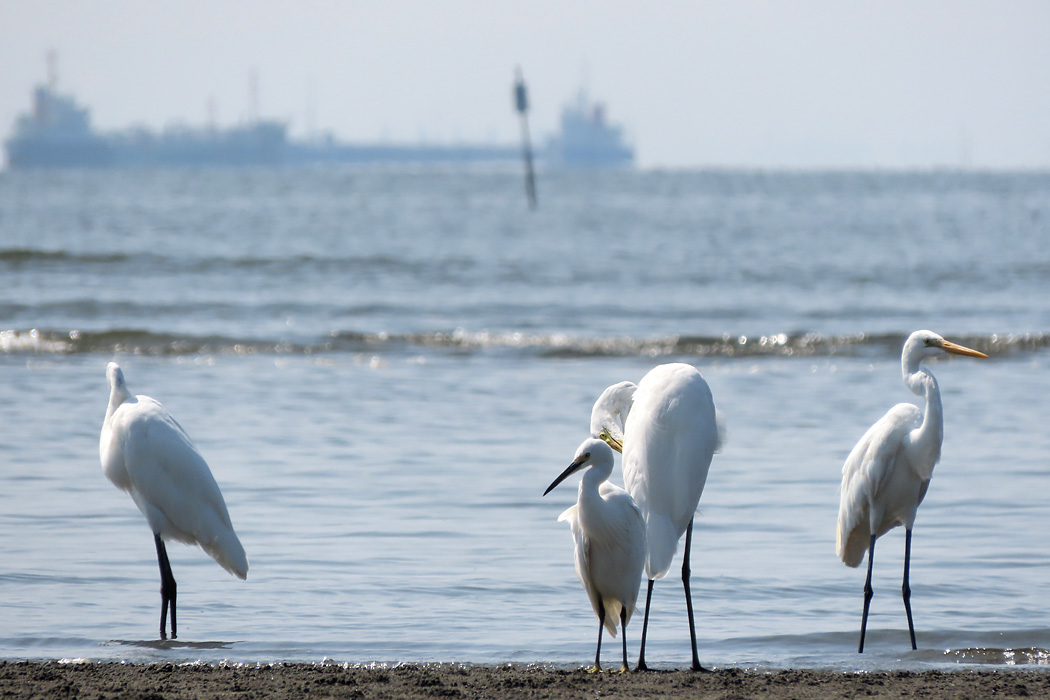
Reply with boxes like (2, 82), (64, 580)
(623, 363), (718, 579)
(836, 403), (921, 567)
(591, 487), (645, 630)
(559, 489), (645, 637)
(559, 505), (607, 633)
(119, 397), (248, 578)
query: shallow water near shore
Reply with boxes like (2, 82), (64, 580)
(1, 168), (1048, 670)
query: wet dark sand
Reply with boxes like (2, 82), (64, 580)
(2, 661), (1049, 700)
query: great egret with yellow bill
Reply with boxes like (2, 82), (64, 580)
(837, 331), (987, 653)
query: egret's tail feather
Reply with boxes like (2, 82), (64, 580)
(644, 514), (680, 580)
(836, 523), (868, 568)
(202, 528), (248, 579)
(601, 599), (623, 637)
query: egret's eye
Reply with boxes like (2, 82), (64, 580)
(582, 453), (590, 461)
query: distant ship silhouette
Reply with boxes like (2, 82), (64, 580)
(5, 62), (633, 169)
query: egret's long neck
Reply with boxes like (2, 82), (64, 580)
(578, 462), (614, 509)
(905, 366), (943, 467)
(105, 387), (132, 424)
(575, 461), (621, 541)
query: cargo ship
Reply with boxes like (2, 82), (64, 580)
(4, 74), (634, 169)
(544, 89), (634, 168)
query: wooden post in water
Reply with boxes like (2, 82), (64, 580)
(513, 67), (537, 209)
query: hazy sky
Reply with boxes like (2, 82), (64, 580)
(3, 0), (1049, 169)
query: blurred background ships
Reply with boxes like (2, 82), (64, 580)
(4, 73), (634, 170)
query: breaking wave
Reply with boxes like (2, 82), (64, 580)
(2, 328), (1047, 359)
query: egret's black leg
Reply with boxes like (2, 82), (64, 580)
(636, 579), (654, 671)
(682, 517), (705, 672)
(858, 534), (877, 654)
(902, 528), (917, 650)
(154, 534), (177, 640)
(620, 607), (630, 672)
(592, 599), (605, 672)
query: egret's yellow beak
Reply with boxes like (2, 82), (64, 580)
(598, 428), (623, 453)
(937, 339), (988, 359)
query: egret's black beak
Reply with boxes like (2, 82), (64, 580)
(543, 456), (587, 496)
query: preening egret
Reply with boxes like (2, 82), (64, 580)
(591, 363), (723, 671)
(837, 331), (987, 653)
(100, 362), (247, 639)
(544, 438), (646, 672)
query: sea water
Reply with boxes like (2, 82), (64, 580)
(1, 167), (1048, 671)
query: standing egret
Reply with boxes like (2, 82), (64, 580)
(100, 362), (248, 640)
(544, 438), (646, 672)
(837, 331), (987, 653)
(590, 362), (723, 671)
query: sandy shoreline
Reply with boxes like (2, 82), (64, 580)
(2, 661), (1048, 699)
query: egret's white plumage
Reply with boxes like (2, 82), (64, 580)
(100, 362), (247, 639)
(544, 438), (645, 672)
(836, 331), (986, 653)
(590, 362), (723, 671)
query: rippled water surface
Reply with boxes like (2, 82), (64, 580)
(1, 168), (1048, 670)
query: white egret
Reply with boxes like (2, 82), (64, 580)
(837, 331), (987, 653)
(544, 437), (646, 672)
(591, 362), (723, 671)
(100, 362), (248, 639)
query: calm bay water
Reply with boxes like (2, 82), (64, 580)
(1, 167), (1048, 670)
